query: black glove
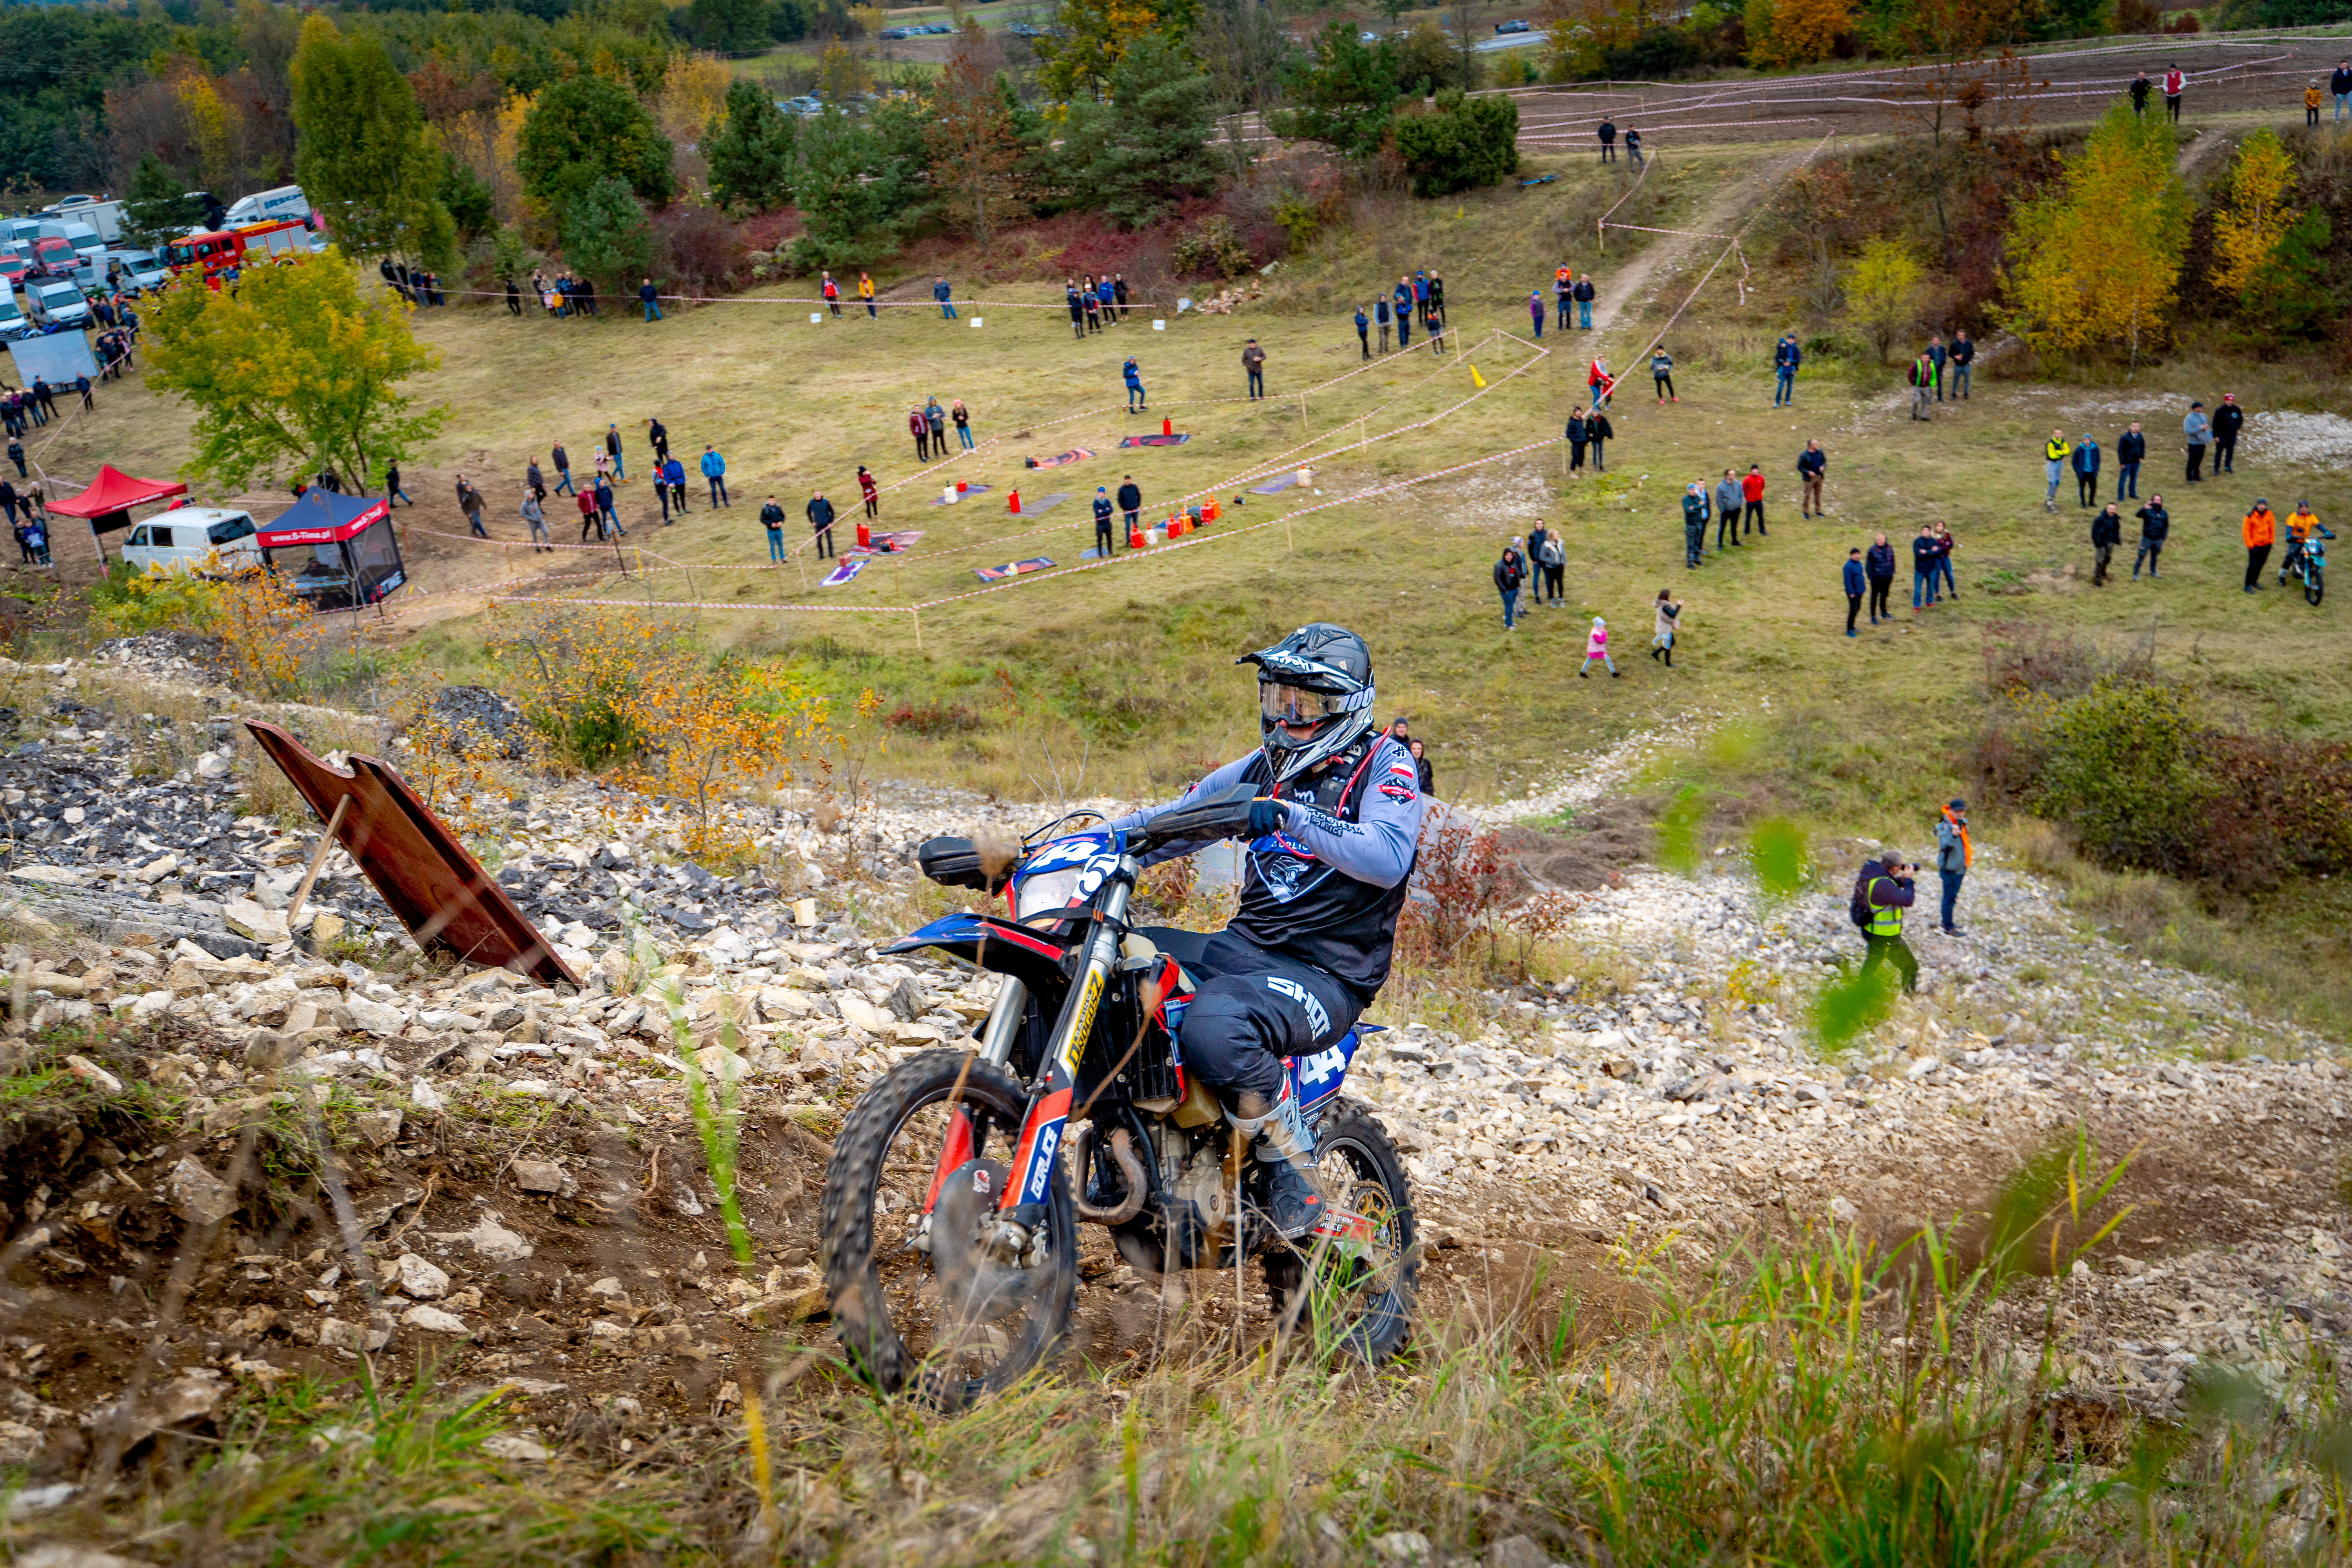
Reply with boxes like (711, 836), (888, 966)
(1245, 797), (1288, 839)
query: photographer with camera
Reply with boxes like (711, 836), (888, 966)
(1850, 849), (1920, 994)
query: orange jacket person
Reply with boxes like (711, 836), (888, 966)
(2242, 498), (2277, 592)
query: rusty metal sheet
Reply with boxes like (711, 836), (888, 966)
(244, 720), (580, 986)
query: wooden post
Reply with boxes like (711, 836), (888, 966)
(1298, 394), (1307, 435)
(912, 607), (922, 652)
(1285, 513), (1294, 554)
(285, 793), (351, 938)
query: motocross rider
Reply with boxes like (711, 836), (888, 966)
(1105, 624), (1425, 1239)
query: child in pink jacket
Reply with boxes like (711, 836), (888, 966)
(1580, 616), (1619, 677)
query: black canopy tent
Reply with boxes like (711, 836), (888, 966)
(257, 488), (407, 611)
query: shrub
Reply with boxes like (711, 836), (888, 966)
(1390, 89), (1519, 199)
(1169, 216), (1253, 279)
(884, 701), (980, 737)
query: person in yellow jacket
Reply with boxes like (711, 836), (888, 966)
(2309, 81), (2326, 127)
(2243, 497), (2277, 592)
(2280, 499), (2328, 582)
(858, 271), (876, 320)
(2043, 429), (2071, 512)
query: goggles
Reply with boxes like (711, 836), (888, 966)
(1261, 683), (1353, 725)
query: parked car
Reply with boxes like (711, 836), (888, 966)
(0, 290), (27, 341)
(122, 509), (265, 578)
(879, 26), (909, 38)
(1494, 18), (1531, 32)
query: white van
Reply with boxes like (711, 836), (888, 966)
(121, 509), (263, 577)
(0, 290), (26, 341)
(106, 250), (169, 292)
(25, 279), (90, 329)
(222, 186), (312, 228)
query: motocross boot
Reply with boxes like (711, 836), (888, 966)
(1229, 1083), (1324, 1241)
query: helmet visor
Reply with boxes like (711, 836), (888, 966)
(1261, 683), (1351, 726)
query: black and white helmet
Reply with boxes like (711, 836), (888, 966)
(1239, 623), (1376, 785)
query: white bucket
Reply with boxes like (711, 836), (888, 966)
(942, 485), (956, 505)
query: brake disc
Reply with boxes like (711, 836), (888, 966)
(926, 1158), (1052, 1324)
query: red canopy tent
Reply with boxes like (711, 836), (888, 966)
(46, 465), (191, 563)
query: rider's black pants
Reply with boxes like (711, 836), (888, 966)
(1139, 927), (1363, 1106)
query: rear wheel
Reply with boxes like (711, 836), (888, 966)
(819, 1050), (1076, 1406)
(1263, 1099), (1418, 1364)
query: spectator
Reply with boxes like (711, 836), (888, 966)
(606, 423), (626, 482)
(385, 461), (412, 507)
(1649, 588), (1680, 665)
(2090, 502), (2122, 586)
(647, 417), (670, 466)
(1116, 475), (1142, 535)
(1866, 532), (1896, 623)
(1580, 616), (1619, 677)
(1394, 277), (1413, 348)
(576, 486), (601, 542)
(2242, 497), (2276, 591)
(2184, 401), (2211, 481)
(1565, 409), (1589, 475)
(1082, 275), (1103, 334)
(2163, 62), (2185, 123)
(456, 474), (487, 538)
(858, 464), (878, 520)
(1741, 464), (1767, 537)
(1652, 347), (1676, 404)
(1555, 266), (1573, 329)
(809, 490), (838, 559)
(521, 490), (548, 552)
(925, 397), (947, 456)
(1911, 524), (1939, 610)
(2131, 494), (2169, 579)
(2114, 421), (2143, 500)
(2308, 80), (2324, 127)
(1126, 356), (1147, 410)
(1842, 547), (1866, 637)
(1908, 349), (1934, 421)
(861, 272), (876, 318)
(701, 445), (729, 508)
(1494, 538), (1527, 630)
(822, 271), (840, 317)
(1682, 484), (1709, 569)
(1243, 339), (1267, 399)
(2334, 58), (2352, 122)
(1537, 527), (1565, 603)
(663, 454), (688, 517)
(1934, 520), (1957, 599)
(910, 407), (931, 463)
(1625, 127), (1645, 168)
(639, 278), (661, 322)
(5, 437), (22, 480)
(1925, 334), (1948, 401)
(1375, 296), (1392, 354)
(934, 276), (956, 319)
(551, 443), (574, 497)
(1098, 274), (1118, 325)
(1586, 408), (1613, 472)
(2130, 70), (2152, 115)
(1588, 355), (1613, 408)
(2071, 430), (2101, 507)
(1114, 273), (1131, 319)
(1065, 280), (1085, 340)
(1573, 272), (1596, 330)
(1529, 290), (1546, 339)
(2211, 392), (2244, 474)
(760, 495), (787, 562)
(1714, 470), (1742, 552)
(1528, 523), (1551, 601)
(1949, 330), (1974, 398)
(1857, 849), (1919, 993)
(1410, 738), (1434, 795)
(524, 457), (546, 501)
(952, 398), (975, 450)
(1797, 439), (1827, 517)
(1934, 800), (1969, 936)
(1773, 333), (1800, 406)
(1597, 119), (1617, 162)
(2042, 429), (2071, 512)
(597, 475), (624, 536)
(1094, 487), (1117, 556)
(1355, 305), (1370, 359)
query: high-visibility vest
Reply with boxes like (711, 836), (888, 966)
(1866, 876), (1905, 937)
(2047, 439), (2069, 462)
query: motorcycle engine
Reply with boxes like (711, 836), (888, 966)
(1163, 1132), (1238, 1252)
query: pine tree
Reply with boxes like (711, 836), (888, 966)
(561, 176), (659, 297)
(1093, 36), (1218, 228)
(789, 107), (900, 268)
(123, 153), (200, 248)
(290, 16), (454, 265)
(1274, 22), (1400, 160)
(704, 78), (798, 214)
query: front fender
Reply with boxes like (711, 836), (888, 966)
(880, 912), (1070, 999)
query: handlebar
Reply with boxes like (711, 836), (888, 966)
(1127, 782), (1259, 853)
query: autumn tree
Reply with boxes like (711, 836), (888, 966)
(1843, 238), (1927, 361)
(2002, 99), (2189, 375)
(1034, 0), (1160, 100)
(143, 256), (448, 494)
(516, 74), (674, 214)
(1892, 0), (2032, 267)
(925, 32), (1027, 248)
(2207, 130), (2298, 297)
(704, 77), (798, 214)
(1747, 0), (1851, 67)
(290, 17), (455, 266)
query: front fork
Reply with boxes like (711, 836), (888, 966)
(918, 862), (1136, 1262)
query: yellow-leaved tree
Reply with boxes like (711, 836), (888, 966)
(1843, 238), (1927, 363)
(1748, 0), (1851, 68)
(2001, 99), (2188, 376)
(2207, 129), (2299, 298)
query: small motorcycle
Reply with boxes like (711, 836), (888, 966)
(819, 785), (1418, 1406)
(2282, 526), (2329, 606)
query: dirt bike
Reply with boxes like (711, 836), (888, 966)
(818, 784), (1418, 1406)
(2281, 527), (2328, 606)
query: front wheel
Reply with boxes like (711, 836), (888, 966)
(819, 1050), (1076, 1406)
(2307, 567), (2324, 607)
(1263, 1099), (1419, 1365)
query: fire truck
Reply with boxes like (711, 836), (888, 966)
(165, 216), (326, 283)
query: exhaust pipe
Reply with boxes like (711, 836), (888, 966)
(1069, 1123), (1147, 1225)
